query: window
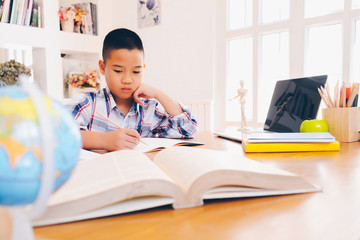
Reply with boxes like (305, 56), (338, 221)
(305, 24), (343, 86)
(260, 0), (289, 24)
(305, 0), (344, 18)
(228, 0), (252, 30)
(352, 19), (360, 83)
(227, 37), (253, 122)
(219, 0), (360, 128)
(352, 0), (360, 9)
(258, 31), (289, 121)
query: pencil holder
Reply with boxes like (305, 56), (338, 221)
(322, 107), (360, 142)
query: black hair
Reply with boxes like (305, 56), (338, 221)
(102, 28), (144, 61)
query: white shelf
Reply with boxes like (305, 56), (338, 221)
(0, 0), (107, 100)
(0, 23), (50, 48)
(59, 32), (102, 54)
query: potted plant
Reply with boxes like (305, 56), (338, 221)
(0, 60), (32, 87)
(67, 69), (100, 98)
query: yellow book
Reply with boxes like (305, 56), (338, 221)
(242, 140), (340, 153)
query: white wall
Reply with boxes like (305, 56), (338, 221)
(110, 0), (216, 103)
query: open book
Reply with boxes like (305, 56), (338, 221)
(79, 138), (204, 155)
(133, 137), (204, 152)
(33, 147), (320, 226)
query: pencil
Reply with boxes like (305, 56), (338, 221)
(325, 83), (334, 107)
(96, 112), (149, 146)
(346, 83), (359, 107)
(339, 84), (344, 107)
(334, 81), (339, 108)
(320, 85), (333, 108)
(318, 88), (331, 108)
(339, 83), (346, 107)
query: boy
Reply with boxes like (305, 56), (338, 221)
(70, 28), (198, 151)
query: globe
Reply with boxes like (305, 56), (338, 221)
(0, 86), (82, 206)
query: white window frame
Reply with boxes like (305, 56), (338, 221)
(214, 0), (360, 130)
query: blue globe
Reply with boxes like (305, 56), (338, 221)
(0, 86), (82, 206)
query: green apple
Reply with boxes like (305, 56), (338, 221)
(300, 119), (329, 132)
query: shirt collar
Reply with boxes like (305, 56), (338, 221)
(129, 102), (141, 115)
(104, 87), (142, 115)
(104, 87), (118, 112)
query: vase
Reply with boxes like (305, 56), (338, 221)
(61, 20), (74, 32)
(74, 25), (80, 33)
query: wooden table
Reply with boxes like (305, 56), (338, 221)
(1, 131), (360, 240)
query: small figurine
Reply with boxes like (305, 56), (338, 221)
(229, 80), (249, 131)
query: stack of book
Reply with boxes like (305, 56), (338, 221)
(0, 0), (41, 27)
(242, 132), (340, 153)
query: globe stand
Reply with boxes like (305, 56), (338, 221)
(9, 208), (35, 240)
(5, 75), (56, 240)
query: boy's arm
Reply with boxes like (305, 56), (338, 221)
(133, 83), (182, 116)
(81, 129), (141, 151)
(158, 102), (199, 138)
(69, 93), (141, 151)
(133, 84), (198, 138)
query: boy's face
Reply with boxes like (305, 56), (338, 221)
(99, 48), (144, 102)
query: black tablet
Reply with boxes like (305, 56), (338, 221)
(263, 75), (327, 132)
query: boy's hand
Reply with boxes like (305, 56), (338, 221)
(133, 83), (158, 106)
(106, 128), (141, 151)
(133, 83), (183, 116)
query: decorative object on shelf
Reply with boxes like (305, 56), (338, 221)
(137, 0), (161, 28)
(0, 76), (81, 240)
(60, 18), (75, 32)
(67, 69), (100, 98)
(73, 2), (97, 35)
(59, 6), (77, 32)
(58, 5), (88, 33)
(0, 60), (32, 87)
(73, 5), (88, 33)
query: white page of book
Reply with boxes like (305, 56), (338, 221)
(79, 149), (101, 160)
(33, 196), (174, 227)
(154, 147), (296, 193)
(203, 187), (319, 200)
(49, 150), (176, 205)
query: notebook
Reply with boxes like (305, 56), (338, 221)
(245, 132), (336, 143)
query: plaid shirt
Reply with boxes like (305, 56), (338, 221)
(69, 87), (198, 138)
